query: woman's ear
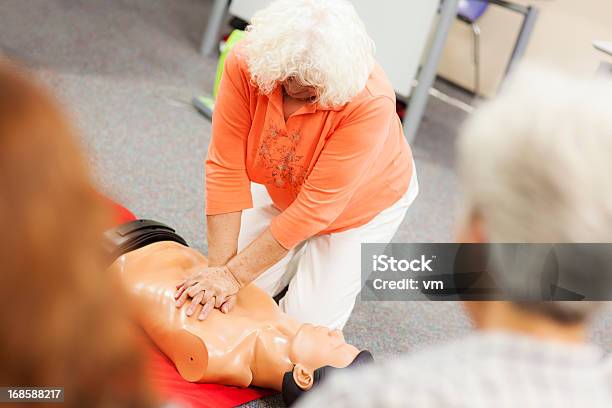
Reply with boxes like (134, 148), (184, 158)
(292, 364), (314, 390)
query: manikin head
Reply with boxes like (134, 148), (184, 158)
(289, 324), (359, 390)
(456, 67), (612, 340)
(283, 325), (371, 406)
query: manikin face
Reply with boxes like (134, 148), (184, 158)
(282, 77), (318, 100)
(288, 324), (359, 370)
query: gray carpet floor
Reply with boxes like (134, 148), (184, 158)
(1, 1), (609, 407)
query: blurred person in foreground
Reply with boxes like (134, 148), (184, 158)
(0, 61), (153, 407)
(297, 69), (612, 407)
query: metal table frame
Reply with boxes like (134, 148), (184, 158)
(402, 0), (459, 143)
(488, 0), (539, 77)
(404, 0), (538, 142)
(200, 0), (230, 56)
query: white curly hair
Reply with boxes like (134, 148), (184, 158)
(239, 0), (375, 107)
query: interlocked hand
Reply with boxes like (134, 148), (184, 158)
(174, 265), (241, 320)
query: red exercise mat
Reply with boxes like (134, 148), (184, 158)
(107, 199), (274, 407)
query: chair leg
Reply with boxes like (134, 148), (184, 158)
(471, 23), (481, 97)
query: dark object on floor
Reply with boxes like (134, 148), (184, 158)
(281, 350), (374, 406)
(272, 285), (289, 304)
(104, 219), (188, 261)
(396, 99), (407, 122)
(230, 17), (248, 31)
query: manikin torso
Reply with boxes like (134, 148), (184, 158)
(109, 241), (357, 391)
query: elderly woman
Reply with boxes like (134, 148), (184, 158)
(175, 0), (418, 328)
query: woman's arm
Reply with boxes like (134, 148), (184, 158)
(175, 49), (255, 319)
(206, 212), (242, 267)
(205, 49), (253, 216)
(175, 226), (287, 320)
(226, 227), (288, 286)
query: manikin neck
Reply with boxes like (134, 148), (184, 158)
(248, 319), (301, 390)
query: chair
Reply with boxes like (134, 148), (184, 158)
(457, 0), (488, 96)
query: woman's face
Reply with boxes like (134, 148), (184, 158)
(282, 77), (318, 101)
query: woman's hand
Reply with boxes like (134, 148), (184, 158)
(174, 266), (242, 320)
(174, 228), (287, 321)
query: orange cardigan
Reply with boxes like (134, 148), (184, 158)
(206, 49), (414, 249)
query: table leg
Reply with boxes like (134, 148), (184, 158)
(505, 5), (539, 76)
(200, 0), (230, 56)
(403, 0), (460, 144)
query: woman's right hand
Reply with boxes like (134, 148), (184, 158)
(174, 265), (241, 320)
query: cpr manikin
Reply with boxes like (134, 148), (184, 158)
(106, 220), (373, 405)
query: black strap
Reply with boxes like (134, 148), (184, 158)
(104, 219), (188, 260)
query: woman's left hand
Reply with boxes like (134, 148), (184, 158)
(174, 266), (242, 320)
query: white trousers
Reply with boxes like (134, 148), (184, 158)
(238, 168), (419, 329)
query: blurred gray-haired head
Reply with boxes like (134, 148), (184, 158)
(457, 66), (612, 323)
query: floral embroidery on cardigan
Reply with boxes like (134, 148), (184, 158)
(257, 123), (307, 194)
